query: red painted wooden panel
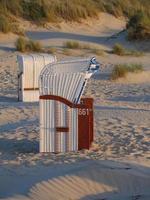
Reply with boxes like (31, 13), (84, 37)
(78, 98), (94, 150)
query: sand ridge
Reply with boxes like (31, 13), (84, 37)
(1, 161), (150, 200)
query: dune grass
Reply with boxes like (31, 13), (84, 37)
(0, 0), (149, 22)
(111, 63), (143, 80)
(0, 0), (149, 40)
(16, 37), (42, 52)
(127, 11), (150, 40)
(64, 41), (81, 49)
(64, 41), (90, 50)
(112, 43), (144, 56)
(64, 40), (105, 56)
(112, 43), (126, 56)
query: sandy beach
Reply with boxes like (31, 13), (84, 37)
(0, 12), (150, 200)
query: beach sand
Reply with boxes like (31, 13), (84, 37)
(0, 12), (150, 200)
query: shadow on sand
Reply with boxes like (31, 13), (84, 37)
(110, 95), (150, 103)
(0, 138), (39, 154)
(0, 118), (39, 133)
(26, 30), (121, 48)
(0, 159), (150, 199)
(0, 95), (18, 102)
(0, 46), (16, 52)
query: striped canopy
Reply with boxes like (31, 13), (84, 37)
(39, 57), (99, 103)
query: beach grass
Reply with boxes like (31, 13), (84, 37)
(112, 43), (144, 56)
(111, 63), (143, 80)
(16, 37), (42, 52)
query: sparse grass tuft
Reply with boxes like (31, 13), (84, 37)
(112, 43), (144, 56)
(111, 63), (143, 80)
(15, 37), (42, 52)
(15, 37), (27, 52)
(112, 43), (126, 56)
(64, 41), (81, 49)
(28, 40), (42, 52)
(64, 41), (104, 56)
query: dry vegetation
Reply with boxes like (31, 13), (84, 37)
(15, 37), (42, 52)
(111, 63), (143, 80)
(64, 41), (89, 49)
(0, 0), (149, 40)
(112, 43), (144, 56)
(64, 41), (81, 49)
(127, 11), (150, 40)
(64, 40), (104, 56)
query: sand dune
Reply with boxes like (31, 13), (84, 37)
(2, 161), (150, 200)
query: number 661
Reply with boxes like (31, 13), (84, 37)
(78, 109), (89, 116)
